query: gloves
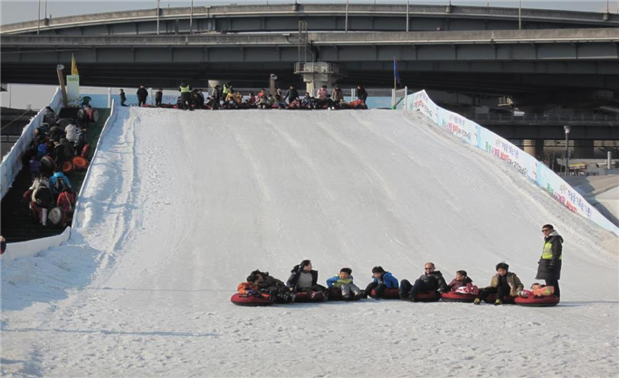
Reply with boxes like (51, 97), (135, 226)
(247, 290), (255, 295)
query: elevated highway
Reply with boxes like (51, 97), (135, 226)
(2, 3), (618, 36)
(2, 28), (618, 93)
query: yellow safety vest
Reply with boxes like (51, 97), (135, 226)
(180, 85), (191, 93)
(542, 241), (562, 260)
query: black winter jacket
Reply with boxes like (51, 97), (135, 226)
(286, 265), (318, 289)
(136, 88), (149, 100)
(536, 231), (563, 281)
(417, 271), (449, 292)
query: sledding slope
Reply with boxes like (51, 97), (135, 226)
(1, 108), (617, 377)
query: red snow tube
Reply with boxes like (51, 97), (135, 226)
(514, 295), (560, 307)
(294, 291), (326, 303)
(62, 161), (74, 175)
(370, 288), (400, 299)
(414, 291), (441, 302)
(484, 294), (516, 304)
(230, 293), (274, 307)
(73, 156), (89, 171)
(441, 291), (477, 303)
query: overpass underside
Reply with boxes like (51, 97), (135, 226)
(2, 29), (618, 96)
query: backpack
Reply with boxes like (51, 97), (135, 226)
(57, 191), (75, 214)
(34, 184), (53, 208)
(54, 175), (70, 194)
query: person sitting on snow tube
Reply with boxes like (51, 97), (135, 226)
(364, 266), (399, 299)
(399, 262), (449, 301)
(286, 260), (328, 299)
(326, 267), (364, 300)
(249, 269), (294, 303)
(237, 273), (270, 298)
(447, 270), (478, 294)
(473, 262), (524, 306)
(520, 283), (555, 298)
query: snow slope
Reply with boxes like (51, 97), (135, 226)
(2, 108), (618, 377)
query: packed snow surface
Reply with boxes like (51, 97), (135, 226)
(2, 108), (618, 377)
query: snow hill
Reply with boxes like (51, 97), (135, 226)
(1, 108), (618, 377)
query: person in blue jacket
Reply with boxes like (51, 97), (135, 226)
(364, 266), (398, 299)
(49, 169), (72, 198)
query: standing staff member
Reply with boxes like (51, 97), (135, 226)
(179, 81), (192, 111)
(536, 224), (563, 298)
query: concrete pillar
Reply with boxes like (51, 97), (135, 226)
(295, 62), (343, 97)
(523, 139), (544, 159)
(572, 140), (594, 159)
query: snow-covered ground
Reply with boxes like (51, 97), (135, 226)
(2, 108), (618, 377)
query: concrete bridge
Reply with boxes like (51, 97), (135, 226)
(2, 28), (618, 93)
(2, 4), (618, 36)
(1, 4), (618, 108)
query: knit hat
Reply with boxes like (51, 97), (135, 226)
(496, 262), (509, 271)
(340, 268), (352, 275)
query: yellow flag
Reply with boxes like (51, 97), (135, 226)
(71, 54), (79, 76)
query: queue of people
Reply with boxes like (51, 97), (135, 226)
(121, 82), (370, 110)
(236, 224), (563, 305)
(21, 106), (93, 228)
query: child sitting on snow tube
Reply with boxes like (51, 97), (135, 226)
(286, 260), (329, 301)
(326, 268), (364, 300)
(441, 270), (479, 302)
(473, 262), (524, 306)
(364, 266), (399, 299)
(447, 270), (479, 295)
(520, 283), (555, 298)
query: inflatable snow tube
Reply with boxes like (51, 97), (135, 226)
(370, 288), (400, 299)
(40, 155), (56, 174)
(483, 294), (516, 304)
(414, 291), (441, 302)
(514, 295), (560, 307)
(294, 291), (326, 303)
(73, 156), (89, 171)
(62, 161), (74, 175)
(230, 293), (274, 307)
(441, 291), (477, 303)
(48, 207), (66, 228)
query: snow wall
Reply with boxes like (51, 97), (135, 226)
(406, 90), (619, 236)
(1, 88), (62, 199)
(71, 99), (119, 229)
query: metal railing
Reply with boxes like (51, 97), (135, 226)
(463, 113), (619, 125)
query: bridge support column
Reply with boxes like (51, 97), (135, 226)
(523, 139), (544, 159)
(572, 140), (594, 159)
(294, 62), (344, 97)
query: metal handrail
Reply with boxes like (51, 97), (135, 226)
(463, 113), (619, 123)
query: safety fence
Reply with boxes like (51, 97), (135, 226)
(406, 90), (619, 236)
(1, 88), (62, 199)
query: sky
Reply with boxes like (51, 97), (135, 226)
(0, 0), (615, 25)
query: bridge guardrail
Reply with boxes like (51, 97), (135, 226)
(406, 89), (619, 236)
(463, 113), (619, 124)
